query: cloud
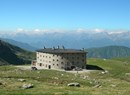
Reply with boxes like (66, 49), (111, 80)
(0, 28), (129, 36)
(16, 28), (25, 33)
(94, 28), (105, 33)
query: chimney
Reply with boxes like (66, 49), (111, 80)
(57, 45), (60, 49)
(53, 46), (55, 50)
(62, 46), (65, 50)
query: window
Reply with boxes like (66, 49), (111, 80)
(43, 56), (44, 57)
(57, 59), (59, 61)
(40, 63), (42, 66)
(61, 62), (64, 65)
(57, 64), (59, 66)
(53, 64), (55, 66)
(67, 62), (70, 65)
(53, 59), (55, 61)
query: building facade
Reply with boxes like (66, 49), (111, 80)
(32, 47), (87, 70)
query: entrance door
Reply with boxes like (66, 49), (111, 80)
(48, 65), (51, 69)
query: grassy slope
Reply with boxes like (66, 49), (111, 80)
(0, 58), (130, 95)
(0, 40), (35, 65)
(112, 56), (130, 66)
(87, 46), (130, 58)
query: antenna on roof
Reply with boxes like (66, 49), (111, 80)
(62, 46), (65, 50)
(53, 46), (55, 50)
(57, 45), (60, 49)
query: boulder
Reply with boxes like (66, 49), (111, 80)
(21, 84), (34, 89)
(68, 82), (80, 87)
(94, 84), (102, 88)
(18, 79), (26, 82)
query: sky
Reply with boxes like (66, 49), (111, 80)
(0, 0), (130, 31)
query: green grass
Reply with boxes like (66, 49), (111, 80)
(0, 58), (130, 95)
(112, 56), (130, 66)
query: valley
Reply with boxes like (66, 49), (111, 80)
(0, 39), (130, 95)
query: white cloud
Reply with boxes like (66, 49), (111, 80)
(75, 28), (107, 34)
(0, 28), (129, 36)
(16, 28), (25, 33)
(94, 28), (105, 33)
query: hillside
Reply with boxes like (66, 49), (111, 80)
(0, 38), (37, 51)
(0, 40), (35, 65)
(87, 46), (130, 59)
(112, 56), (130, 66)
(0, 58), (130, 95)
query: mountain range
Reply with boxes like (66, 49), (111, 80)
(1, 38), (130, 65)
(87, 46), (130, 59)
(0, 38), (37, 51)
(0, 29), (130, 49)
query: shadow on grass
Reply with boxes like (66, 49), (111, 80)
(86, 64), (104, 71)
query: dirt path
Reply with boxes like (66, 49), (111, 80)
(15, 66), (91, 73)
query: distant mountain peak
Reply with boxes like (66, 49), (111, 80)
(0, 29), (130, 49)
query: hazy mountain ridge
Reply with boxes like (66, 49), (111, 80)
(0, 38), (37, 51)
(87, 46), (130, 59)
(0, 29), (130, 48)
(0, 40), (35, 65)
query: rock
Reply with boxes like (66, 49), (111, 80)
(94, 84), (102, 88)
(68, 82), (80, 87)
(111, 84), (116, 87)
(21, 84), (34, 89)
(18, 79), (26, 82)
(101, 70), (108, 74)
(54, 77), (59, 80)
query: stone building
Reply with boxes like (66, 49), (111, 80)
(32, 46), (87, 70)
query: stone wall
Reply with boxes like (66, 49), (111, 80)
(36, 52), (86, 70)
